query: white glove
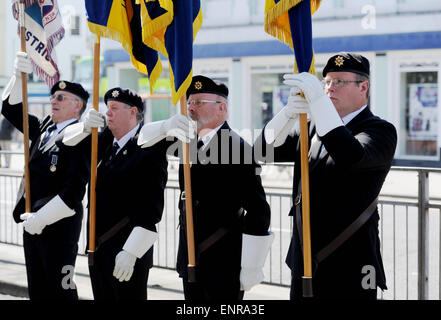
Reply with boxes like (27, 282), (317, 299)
(20, 212), (46, 235)
(138, 114), (195, 148)
(285, 87), (311, 117)
(264, 88), (309, 147)
(113, 250), (136, 282)
(19, 195), (75, 235)
(240, 267), (264, 292)
(15, 52), (33, 75)
(161, 113), (195, 142)
(84, 109), (106, 132)
(112, 226), (158, 281)
(2, 52), (33, 105)
(240, 233), (274, 291)
(283, 72), (324, 104)
(283, 72), (343, 136)
(62, 110), (106, 146)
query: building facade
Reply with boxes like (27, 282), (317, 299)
(1, 0), (441, 166)
(98, 0), (441, 166)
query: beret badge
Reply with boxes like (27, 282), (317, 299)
(58, 81), (66, 90)
(334, 56), (344, 67)
(112, 90), (119, 97)
(194, 81), (202, 90)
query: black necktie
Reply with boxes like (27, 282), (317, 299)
(40, 124), (57, 148)
(108, 142), (119, 162)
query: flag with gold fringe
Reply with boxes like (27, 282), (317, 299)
(12, 0), (65, 87)
(85, 0), (162, 93)
(265, 0), (321, 74)
(137, 0), (173, 57)
(138, 0), (202, 105)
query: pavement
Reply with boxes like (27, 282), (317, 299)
(0, 242), (290, 300)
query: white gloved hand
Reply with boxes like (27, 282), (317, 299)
(137, 114), (195, 148)
(161, 113), (195, 143)
(14, 52), (33, 76)
(112, 226), (158, 281)
(84, 109), (106, 133)
(283, 72), (325, 104)
(19, 196), (75, 235)
(239, 233), (274, 292)
(20, 212), (46, 235)
(264, 88), (309, 147)
(284, 87), (310, 117)
(113, 250), (136, 282)
(2, 52), (33, 104)
(283, 72), (343, 136)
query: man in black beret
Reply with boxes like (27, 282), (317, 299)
(255, 52), (397, 299)
(138, 75), (273, 301)
(63, 87), (168, 300)
(1, 52), (90, 299)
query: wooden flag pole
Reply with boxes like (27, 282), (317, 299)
(18, 0), (31, 213)
(299, 112), (313, 297)
(88, 35), (100, 266)
(179, 95), (196, 282)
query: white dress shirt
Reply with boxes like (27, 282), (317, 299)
(112, 124), (140, 155)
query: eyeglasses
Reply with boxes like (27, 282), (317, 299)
(321, 79), (364, 88)
(187, 99), (222, 107)
(50, 94), (79, 102)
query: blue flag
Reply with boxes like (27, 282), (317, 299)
(265, 0), (321, 74)
(85, 0), (162, 93)
(139, 0), (202, 105)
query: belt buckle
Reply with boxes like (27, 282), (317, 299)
(294, 194), (301, 206)
(180, 191), (186, 200)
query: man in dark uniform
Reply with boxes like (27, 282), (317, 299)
(63, 87), (168, 300)
(137, 75), (273, 301)
(1, 52), (90, 300)
(254, 52), (397, 299)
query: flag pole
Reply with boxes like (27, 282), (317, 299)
(88, 35), (100, 266)
(299, 112), (313, 297)
(291, 0), (314, 298)
(179, 95), (196, 282)
(18, 0), (31, 213)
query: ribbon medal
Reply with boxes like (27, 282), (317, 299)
(50, 154), (58, 172)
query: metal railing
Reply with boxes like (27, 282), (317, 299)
(1, 166), (440, 300)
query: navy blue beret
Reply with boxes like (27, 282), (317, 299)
(186, 75), (228, 99)
(323, 52), (370, 78)
(104, 87), (144, 113)
(51, 80), (89, 102)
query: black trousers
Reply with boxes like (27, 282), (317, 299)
(290, 273), (377, 300)
(23, 232), (79, 300)
(182, 277), (244, 302)
(88, 244), (151, 300)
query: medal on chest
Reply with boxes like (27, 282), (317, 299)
(50, 154), (58, 172)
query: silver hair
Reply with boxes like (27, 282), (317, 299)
(124, 103), (144, 122)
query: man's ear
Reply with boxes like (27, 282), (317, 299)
(360, 81), (369, 95)
(218, 101), (227, 113)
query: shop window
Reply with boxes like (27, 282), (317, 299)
(251, 73), (285, 129)
(399, 71), (438, 158)
(250, 70), (323, 130)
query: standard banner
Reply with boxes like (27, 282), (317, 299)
(12, 0), (65, 87)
